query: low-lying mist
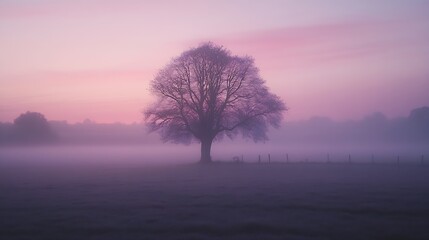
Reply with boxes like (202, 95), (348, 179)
(1, 107), (428, 165)
(1, 142), (427, 167)
(1, 110), (428, 240)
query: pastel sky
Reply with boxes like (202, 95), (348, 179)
(1, 0), (429, 123)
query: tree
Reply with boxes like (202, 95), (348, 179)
(408, 106), (429, 140)
(13, 111), (56, 143)
(409, 106), (429, 123)
(145, 43), (286, 163)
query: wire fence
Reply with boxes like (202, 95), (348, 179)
(229, 152), (427, 165)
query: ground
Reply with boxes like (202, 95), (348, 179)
(1, 148), (429, 239)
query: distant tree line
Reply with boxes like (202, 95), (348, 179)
(0, 113), (154, 145)
(1, 107), (428, 146)
(0, 111), (56, 145)
(270, 106), (429, 144)
(48, 119), (155, 145)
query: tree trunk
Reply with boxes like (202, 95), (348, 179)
(200, 138), (213, 163)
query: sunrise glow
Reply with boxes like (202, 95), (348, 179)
(1, 0), (428, 123)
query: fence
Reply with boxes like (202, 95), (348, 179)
(230, 152), (426, 165)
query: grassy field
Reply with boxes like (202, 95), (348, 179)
(1, 150), (429, 239)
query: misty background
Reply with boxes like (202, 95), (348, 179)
(1, 106), (428, 164)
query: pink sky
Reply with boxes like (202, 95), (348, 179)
(1, 0), (429, 123)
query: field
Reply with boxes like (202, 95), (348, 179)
(1, 146), (429, 240)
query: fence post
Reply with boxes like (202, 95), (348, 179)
(258, 154), (261, 163)
(286, 153), (289, 163)
(348, 154), (351, 163)
(268, 154), (271, 163)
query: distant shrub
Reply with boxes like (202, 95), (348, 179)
(11, 111), (56, 144)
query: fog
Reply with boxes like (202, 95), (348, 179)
(1, 108), (428, 164)
(1, 142), (427, 167)
(2, 145), (429, 240)
(1, 109), (429, 240)
(0, 145), (198, 167)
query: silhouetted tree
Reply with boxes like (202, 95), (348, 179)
(13, 111), (56, 143)
(145, 43), (286, 162)
(409, 106), (429, 123)
(408, 106), (429, 140)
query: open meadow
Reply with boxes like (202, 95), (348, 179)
(1, 146), (429, 240)
(3, 1), (429, 239)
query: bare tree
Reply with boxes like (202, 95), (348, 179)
(145, 43), (286, 163)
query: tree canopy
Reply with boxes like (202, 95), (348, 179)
(145, 43), (286, 162)
(13, 111), (56, 143)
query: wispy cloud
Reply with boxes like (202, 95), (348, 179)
(1, 68), (154, 84)
(0, 1), (130, 19)
(0, 67), (153, 123)
(0, 67), (154, 111)
(0, 0), (197, 20)
(189, 19), (429, 70)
